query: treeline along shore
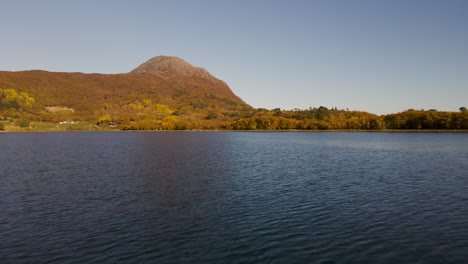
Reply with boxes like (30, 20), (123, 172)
(1, 96), (467, 132)
(1, 56), (467, 132)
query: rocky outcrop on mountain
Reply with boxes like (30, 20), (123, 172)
(131, 56), (213, 79)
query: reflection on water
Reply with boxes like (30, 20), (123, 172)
(1, 132), (467, 263)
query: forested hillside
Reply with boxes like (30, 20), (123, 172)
(0, 56), (250, 129)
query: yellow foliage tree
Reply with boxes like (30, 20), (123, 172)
(97, 114), (112, 124)
(143, 99), (152, 107)
(0, 88), (35, 109)
(154, 104), (174, 115)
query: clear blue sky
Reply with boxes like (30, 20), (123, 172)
(1, 0), (467, 114)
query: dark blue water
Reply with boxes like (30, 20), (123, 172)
(1, 132), (467, 263)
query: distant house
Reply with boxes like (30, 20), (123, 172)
(59, 121), (75, 124)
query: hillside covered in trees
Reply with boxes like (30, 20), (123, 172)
(0, 56), (250, 129)
(0, 56), (467, 131)
(224, 107), (468, 130)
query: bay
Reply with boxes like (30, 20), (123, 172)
(1, 132), (467, 263)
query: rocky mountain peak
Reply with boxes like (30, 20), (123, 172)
(130, 56), (213, 79)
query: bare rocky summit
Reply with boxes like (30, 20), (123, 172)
(131, 56), (213, 79)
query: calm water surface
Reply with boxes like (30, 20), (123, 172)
(1, 132), (467, 263)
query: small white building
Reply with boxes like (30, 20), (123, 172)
(59, 121), (76, 124)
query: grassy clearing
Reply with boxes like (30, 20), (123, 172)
(1, 121), (99, 132)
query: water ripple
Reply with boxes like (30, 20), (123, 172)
(0, 132), (467, 263)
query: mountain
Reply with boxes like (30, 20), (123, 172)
(131, 56), (213, 79)
(0, 56), (250, 125)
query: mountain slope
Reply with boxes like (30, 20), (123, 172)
(0, 56), (250, 122)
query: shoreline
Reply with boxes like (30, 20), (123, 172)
(2, 128), (468, 133)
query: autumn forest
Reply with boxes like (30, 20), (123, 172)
(1, 56), (467, 132)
